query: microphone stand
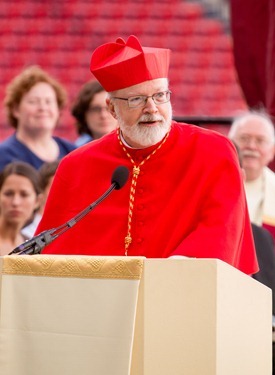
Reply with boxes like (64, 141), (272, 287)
(10, 182), (117, 256)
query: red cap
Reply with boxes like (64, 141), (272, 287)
(90, 35), (170, 92)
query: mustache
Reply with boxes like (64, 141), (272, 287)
(138, 114), (164, 123)
(242, 150), (260, 158)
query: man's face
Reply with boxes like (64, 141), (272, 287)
(107, 78), (172, 148)
(232, 117), (275, 181)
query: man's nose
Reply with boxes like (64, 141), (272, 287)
(246, 138), (258, 148)
(143, 97), (158, 112)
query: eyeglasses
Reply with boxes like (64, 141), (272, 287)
(87, 106), (109, 114)
(112, 90), (172, 108)
(236, 135), (272, 148)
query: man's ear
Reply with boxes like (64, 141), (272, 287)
(106, 98), (117, 119)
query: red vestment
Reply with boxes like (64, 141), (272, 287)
(37, 122), (258, 275)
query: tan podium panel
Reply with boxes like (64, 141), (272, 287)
(0, 256), (271, 375)
(0, 255), (143, 375)
(131, 258), (272, 375)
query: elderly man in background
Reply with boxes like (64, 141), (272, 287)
(229, 111), (275, 240)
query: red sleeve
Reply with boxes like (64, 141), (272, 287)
(168, 137), (258, 275)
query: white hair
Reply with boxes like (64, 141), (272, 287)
(228, 110), (275, 144)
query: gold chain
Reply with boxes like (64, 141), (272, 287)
(117, 129), (170, 255)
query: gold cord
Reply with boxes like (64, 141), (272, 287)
(117, 129), (170, 255)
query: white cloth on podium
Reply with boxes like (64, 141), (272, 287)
(0, 255), (143, 375)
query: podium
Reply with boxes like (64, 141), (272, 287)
(0, 256), (272, 374)
(131, 258), (272, 374)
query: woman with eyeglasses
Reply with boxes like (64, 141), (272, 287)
(71, 80), (118, 147)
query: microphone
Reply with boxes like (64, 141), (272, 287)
(9, 166), (129, 256)
(111, 165), (129, 190)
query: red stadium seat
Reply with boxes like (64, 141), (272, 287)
(193, 18), (223, 36)
(174, 2), (204, 20)
(124, 3), (151, 19)
(0, 0), (247, 140)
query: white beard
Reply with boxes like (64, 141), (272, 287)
(117, 106), (172, 148)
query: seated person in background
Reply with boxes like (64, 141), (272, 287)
(71, 80), (118, 147)
(0, 161), (41, 256)
(21, 160), (59, 238)
(252, 223), (275, 373)
(251, 223), (275, 315)
(0, 65), (76, 171)
(228, 111), (275, 240)
(233, 139), (275, 374)
(36, 35), (258, 275)
(233, 138), (275, 314)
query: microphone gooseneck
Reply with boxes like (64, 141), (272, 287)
(9, 166), (129, 256)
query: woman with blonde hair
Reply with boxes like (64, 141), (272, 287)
(0, 65), (75, 171)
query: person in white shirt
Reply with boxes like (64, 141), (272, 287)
(228, 111), (275, 240)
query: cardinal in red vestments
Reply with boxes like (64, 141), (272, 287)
(36, 35), (258, 275)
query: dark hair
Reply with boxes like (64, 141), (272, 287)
(71, 80), (105, 136)
(4, 65), (67, 129)
(0, 161), (41, 195)
(38, 160), (59, 191)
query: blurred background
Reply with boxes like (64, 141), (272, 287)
(0, 0), (274, 142)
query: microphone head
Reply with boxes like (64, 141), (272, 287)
(111, 166), (129, 190)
